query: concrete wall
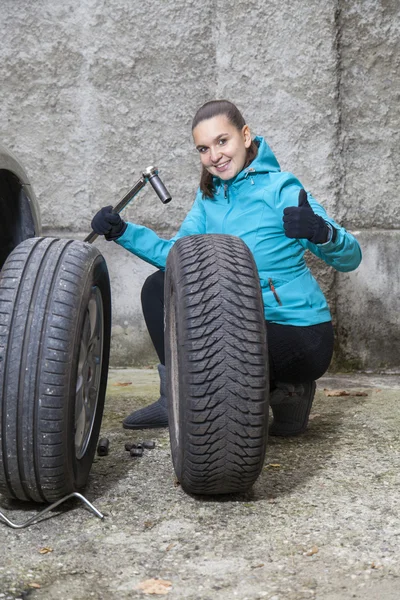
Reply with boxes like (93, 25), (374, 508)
(0, 0), (399, 370)
(333, 0), (400, 371)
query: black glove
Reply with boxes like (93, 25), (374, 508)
(283, 189), (333, 244)
(91, 205), (127, 241)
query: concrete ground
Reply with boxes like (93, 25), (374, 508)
(1, 368), (399, 600)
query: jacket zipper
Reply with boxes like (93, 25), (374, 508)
(221, 184), (232, 233)
(244, 168), (255, 185)
(268, 278), (282, 306)
(224, 183), (229, 202)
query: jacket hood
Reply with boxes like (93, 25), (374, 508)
(214, 136), (281, 188)
(247, 136), (281, 175)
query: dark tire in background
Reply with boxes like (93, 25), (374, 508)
(165, 234), (269, 496)
(0, 237), (111, 503)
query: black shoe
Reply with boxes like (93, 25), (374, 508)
(122, 364), (168, 430)
(269, 381), (316, 437)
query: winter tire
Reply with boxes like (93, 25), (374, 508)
(165, 234), (269, 495)
(0, 237), (111, 502)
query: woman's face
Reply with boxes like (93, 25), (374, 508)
(193, 115), (251, 180)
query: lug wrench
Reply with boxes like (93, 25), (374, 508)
(85, 165), (172, 244)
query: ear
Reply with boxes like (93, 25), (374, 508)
(242, 124), (252, 148)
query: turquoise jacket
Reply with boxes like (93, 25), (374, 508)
(117, 136), (362, 326)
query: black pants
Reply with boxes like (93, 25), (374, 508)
(141, 270), (334, 385)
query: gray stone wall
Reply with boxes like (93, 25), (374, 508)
(1, 0), (399, 370)
(333, 0), (400, 371)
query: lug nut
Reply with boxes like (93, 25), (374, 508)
(97, 438), (109, 456)
(130, 447), (143, 457)
(142, 441), (156, 450)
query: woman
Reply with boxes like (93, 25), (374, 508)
(91, 100), (362, 436)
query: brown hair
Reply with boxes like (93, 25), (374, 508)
(192, 100), (258, 199)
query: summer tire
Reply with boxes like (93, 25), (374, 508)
(165, 234), (269, 495)
(0, 237), (111, 502)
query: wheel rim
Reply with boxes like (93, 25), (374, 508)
(169, 284), (180, 445)
(75, 286), (104, 460)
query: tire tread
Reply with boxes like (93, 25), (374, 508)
(166, 234), (269, 496)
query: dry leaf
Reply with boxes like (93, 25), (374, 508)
(251, 563), (264, 569)
(114, 382), (132, 387)
(304, 546), (319, 556)
(144, 520), (154, 529)
(39, 547), (53, 554)
(267, 463), (281, 468)
(324, 389), (367, 397)
(28, 583), (41, 589)
(136, 578), (172, 595)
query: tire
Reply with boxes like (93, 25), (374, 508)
(0, 237), (111, 503)
(165, 234), (269, 496)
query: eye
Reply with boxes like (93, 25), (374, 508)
(218, 138), (227, 146)
(197, 147), (208, 154)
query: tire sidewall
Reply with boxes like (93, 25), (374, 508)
(165, 257), (186, 482)
(66, 253), (111, 490)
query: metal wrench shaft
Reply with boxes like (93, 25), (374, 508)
(85, 166), (171, 244)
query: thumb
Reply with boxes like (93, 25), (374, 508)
(298, 189), (311, 208)
(101, 205), (114, 215)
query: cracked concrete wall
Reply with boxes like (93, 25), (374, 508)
(0, 0), (398, 369)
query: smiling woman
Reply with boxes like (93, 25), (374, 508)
(90, 99), (362, 442)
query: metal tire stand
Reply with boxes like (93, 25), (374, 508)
(0, 492), (104, 529)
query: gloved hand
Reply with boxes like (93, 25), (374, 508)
(283, 189), (332, 244)
(91, 205), (127, 241)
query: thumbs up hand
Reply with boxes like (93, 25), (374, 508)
(283, 189), (331, 244)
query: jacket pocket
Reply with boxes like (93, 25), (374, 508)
(261, 272), (312, 309)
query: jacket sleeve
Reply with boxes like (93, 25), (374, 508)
(115, 192), (206, 270)
(277, 181), (362, 273)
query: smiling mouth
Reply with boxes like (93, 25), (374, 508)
(213, 160), (231, 172)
